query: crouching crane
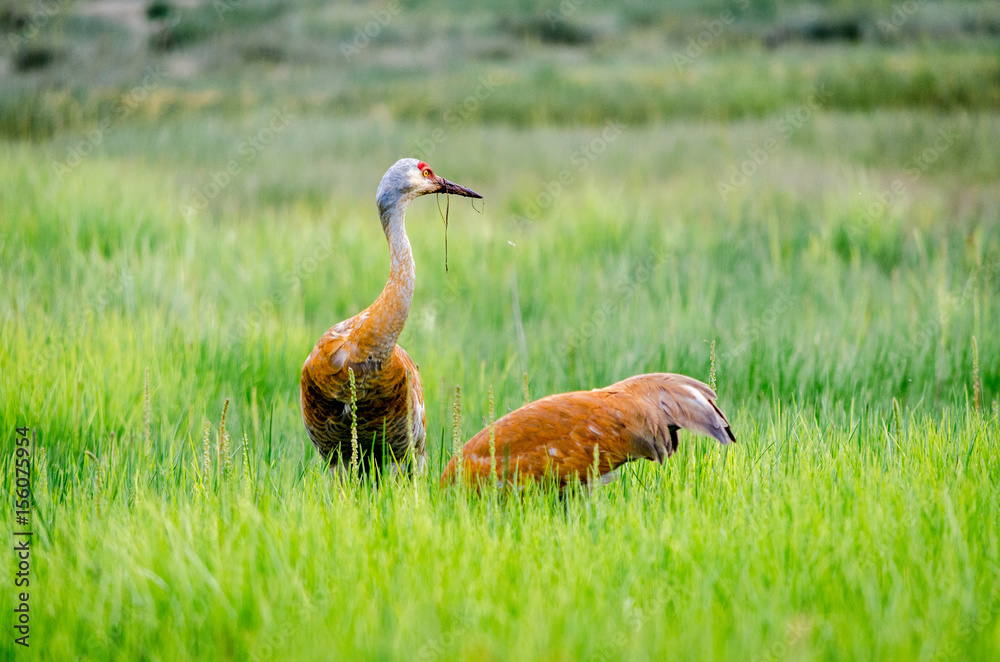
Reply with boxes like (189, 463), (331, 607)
(301, 158), (481, 475)
(441, 373), (735, 490)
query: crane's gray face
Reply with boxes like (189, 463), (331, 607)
(377, 158), (482, 213)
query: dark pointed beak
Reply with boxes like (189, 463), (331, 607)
(437, 176), (482, 199)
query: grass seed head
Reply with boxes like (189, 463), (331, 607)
(201, 420), (212, 487)
(219, 398), (232, 479)
(348, 367), (359, 478)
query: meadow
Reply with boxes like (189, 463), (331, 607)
(1, 1), (999, 659)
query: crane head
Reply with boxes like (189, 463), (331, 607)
(377, 158), (481, 214)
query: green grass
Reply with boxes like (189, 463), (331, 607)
(2, 1), (1000, 660)
(11, 409), (1000, 660)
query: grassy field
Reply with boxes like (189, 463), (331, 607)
(2, 1), (1000, 660)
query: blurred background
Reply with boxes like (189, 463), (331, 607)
(2, 0), (998, 455)
(4, 0), (1000, 130)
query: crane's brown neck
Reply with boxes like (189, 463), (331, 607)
(357, 198), (415, 363)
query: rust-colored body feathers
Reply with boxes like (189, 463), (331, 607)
(441, 373), (735, 489)
(300, 158), (481, 475)
(301, 319), (425, 472)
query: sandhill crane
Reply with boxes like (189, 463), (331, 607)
(441, 373), (735, 490)
(301, 158), (481, 475)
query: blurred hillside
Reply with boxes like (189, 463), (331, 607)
(2, 0), (999, 139)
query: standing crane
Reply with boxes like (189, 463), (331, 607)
(441, 373), (735, 490)
(301, 158), (481, 475)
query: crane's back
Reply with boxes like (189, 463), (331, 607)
(441, 373), (734, 489)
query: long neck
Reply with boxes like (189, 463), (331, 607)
(358, 197), (415, 361)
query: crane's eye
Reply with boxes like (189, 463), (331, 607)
(422, 169), (432, 178)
